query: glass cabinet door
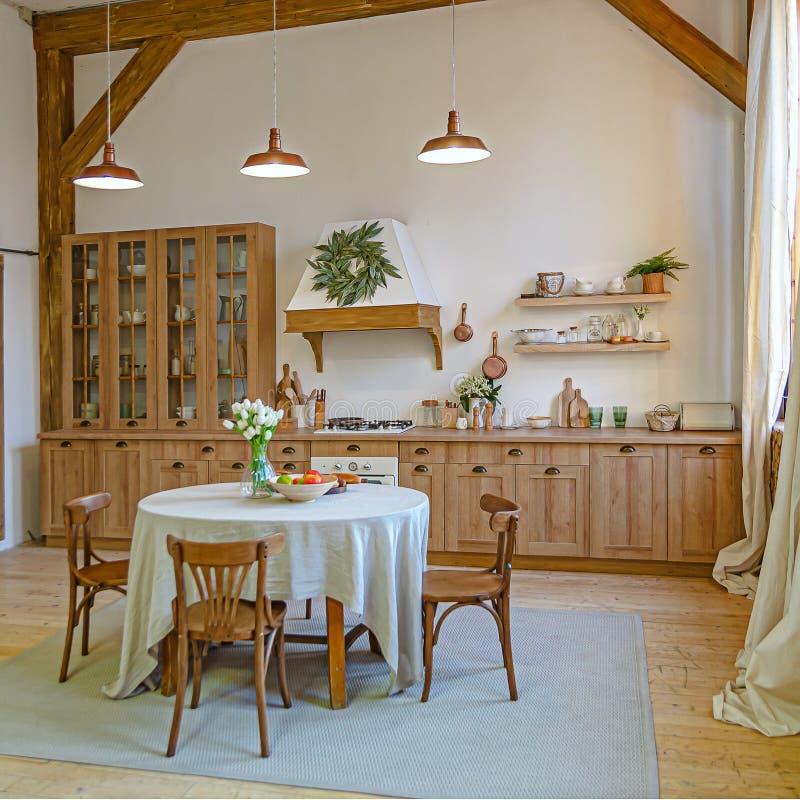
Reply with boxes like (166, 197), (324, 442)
(108, 232), (157, 429)
(62, 235), (107, 428)
(157, 229), (206, 430)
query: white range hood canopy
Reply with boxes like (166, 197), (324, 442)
(286, 218), (439, 311)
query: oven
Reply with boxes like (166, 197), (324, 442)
(309, 456), (398, 486)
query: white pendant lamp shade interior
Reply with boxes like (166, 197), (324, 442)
(241, 0), (309, 178)
(418, 0), (490, 164)
(73, 1), (143, 190)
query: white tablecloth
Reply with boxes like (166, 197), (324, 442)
(103, 483), (429, 699)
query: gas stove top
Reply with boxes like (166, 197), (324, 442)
(315, 418), (415, 434)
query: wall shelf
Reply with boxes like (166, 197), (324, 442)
(514, 342), (670, 354)
(514, 292), (671, 307)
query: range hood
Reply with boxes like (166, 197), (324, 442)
(285, 218), (442, 371)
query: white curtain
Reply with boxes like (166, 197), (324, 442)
(713, 0), (797, 598)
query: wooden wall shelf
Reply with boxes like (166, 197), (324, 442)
(285, 303), (443, 372)
(514, 292), (671, 307)
(514, 342), (670, 354)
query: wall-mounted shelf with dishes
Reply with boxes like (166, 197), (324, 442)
(514, 292), (671, 307)
(514, 341), (670, 354)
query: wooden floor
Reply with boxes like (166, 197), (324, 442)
(0, 544), (798, 799)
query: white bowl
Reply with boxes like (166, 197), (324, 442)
(511, 328), (547, 345)
(527, 416), (552, 428)
(268, 474), (339, 503)
(127, 264), (147, 277)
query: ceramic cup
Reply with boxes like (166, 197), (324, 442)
(589, 406), (603, 428)
(607, 276), (625, 291)
(646, 330), (666, 342)
(122, 310), (132, 323)
(85, 268), (97, 280)
(575, 278), (593, 293)
(176, 406), (196, 420)
(455, 417), (468, 430)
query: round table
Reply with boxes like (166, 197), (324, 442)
(103, 482), (429, 706)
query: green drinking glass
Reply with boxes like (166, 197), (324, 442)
(589, 406), (603, 428)
(613, 405), (628, 428)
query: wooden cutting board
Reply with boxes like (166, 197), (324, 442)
(558, 377), (575, 428)
(569, 389), (590, 428)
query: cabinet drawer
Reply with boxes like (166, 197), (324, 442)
(501, 443), (589, 465)
(311, 440), (398, 458)
(400, 442), (447, 463)
(199, 440), (248, 460)
(670, 444), (741, 460)
(270, 440), (310, 460)
(143, 441), (202, 460)
(447, 443), (504, 464)
(275, 460), (310, 475)
(149, 459), (209, 493)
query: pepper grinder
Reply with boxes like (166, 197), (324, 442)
(484, 402), (493, 431)
(472, 405), (480, 430)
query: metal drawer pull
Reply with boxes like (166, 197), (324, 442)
(176, 420), (187, 428)
(347, 444), (361, 452)
(282, 446), (296, 454)
(620, 445), (636, 453)
(116, 441), (128, 448)
(414, 464), (430, 473)
(545, 467), (560, 475)
(202, 445), (215, 453)
(126, 420), (138, 427)
(60, 441), (72, 448)
(172, 461), (185, 469)
(472, 465), (488, 473)
(700, 446), (716, 455)
(80, 420), (91, 427)
(415, 447), (430, 455)
(232, 462), (245, 469)
(508, 448), (523, 456)
(283, 463), (297, 471)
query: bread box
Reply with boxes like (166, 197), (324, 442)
(679, 402), (736, 430)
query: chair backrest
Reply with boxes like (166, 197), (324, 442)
(63, 492), (112, 575)
(167, 533), (285, 640)
(480, 493), (520, 581)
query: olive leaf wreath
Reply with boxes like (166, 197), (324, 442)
(307, 221), (403, 307)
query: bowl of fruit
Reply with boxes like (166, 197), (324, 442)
(268, 470), (339, 503)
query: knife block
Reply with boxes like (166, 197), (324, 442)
(314, 399), (326, 429)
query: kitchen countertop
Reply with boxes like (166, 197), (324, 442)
(40, 426), (742, 445)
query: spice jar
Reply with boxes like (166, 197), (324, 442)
(587, 316), (603, 343)
(567, 326), (578, 344)
(556, 330), (567, 345)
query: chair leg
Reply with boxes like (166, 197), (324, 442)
(494, 597), (508, 668)
(421, 600), (435, 702)
(59, 582), (78, 682)
(274, 627), (292, 709)
(500, 592), (517, 701)
(166, 633), (190, 757)
(304, 598), (312, 619)
(80, 586), (91, 656)
(190, 640), (203, 709)
(255, 630), (275, 757)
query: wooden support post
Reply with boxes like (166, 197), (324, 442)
(604, 0), (747, 110)
(36, 48), (75, 432)
(60, 35), (184, 180)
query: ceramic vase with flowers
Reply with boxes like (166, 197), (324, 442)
(455, 374), (502, 429)
(222, 398), (283, 498)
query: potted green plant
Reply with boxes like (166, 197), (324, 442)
(625, 248), (689, 294)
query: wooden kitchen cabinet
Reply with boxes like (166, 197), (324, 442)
(515, 465), (588, 557)
(590, 443), (667, 560)
(96, 440), (145, 539)
(400, 462), (445, 551)
(667, 444), (745, 562)
(148, 459), (209, 492)
(445, 464), (516, 553)
(40, 439), (97, 537)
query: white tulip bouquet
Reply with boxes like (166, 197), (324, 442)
(222, 398), (284, 497)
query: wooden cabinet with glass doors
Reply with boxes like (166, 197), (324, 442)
(60, 223), (276, 432)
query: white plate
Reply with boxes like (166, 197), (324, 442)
(644, 337), (670, 343)
(573, 290), (595, 296)
(604, 289), (626, 295)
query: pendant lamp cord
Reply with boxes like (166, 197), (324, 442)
(272, 0), (278, 128)
(450, 0), (456, 111)
(106, 0), (111, 141)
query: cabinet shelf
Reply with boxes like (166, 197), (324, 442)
(71, 277), (99, 284)
(167, 272), (196, 279)
(167, 320), (195, 326)
(216, 271), (247, 278)
(514, 342), (670, 353)
(72, 324), (99, 330)
(514, 292), (671, 308)
(73, 376), (98, 381)
(167, 374), (197, 380)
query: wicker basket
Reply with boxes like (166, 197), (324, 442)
(645, 404), (680, 432)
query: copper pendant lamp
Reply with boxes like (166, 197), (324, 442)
(241, 0), (309, 178)
(418, 0), (490, 165)
(73, 1), (143, 190)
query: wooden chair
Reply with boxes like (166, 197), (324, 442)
(59, 492), (129, 683)
(166, 533), (291, 758)
(421, 493), (520, 702)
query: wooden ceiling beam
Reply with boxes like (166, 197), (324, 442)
(33, 0), (483, 56)
(604, 0), (747, 110)
(60, 34), (184, 179)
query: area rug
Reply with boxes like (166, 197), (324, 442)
(0, 601), (659, 798)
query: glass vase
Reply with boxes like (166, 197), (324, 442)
(240, 440), (276, 498)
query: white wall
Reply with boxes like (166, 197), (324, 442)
(74, 0), (745, 426)
(0, 4), (39, 550)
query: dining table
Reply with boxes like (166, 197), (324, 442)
(102, 482), (430, 708)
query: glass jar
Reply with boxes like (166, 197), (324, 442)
(556, 330), (567, 345)
(421, 399), (440, 427)
(602, 314), (616, 342)
(587, 316), (603, 343)
(615, 312), (628, 339)
(567, 326), (578, 344)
